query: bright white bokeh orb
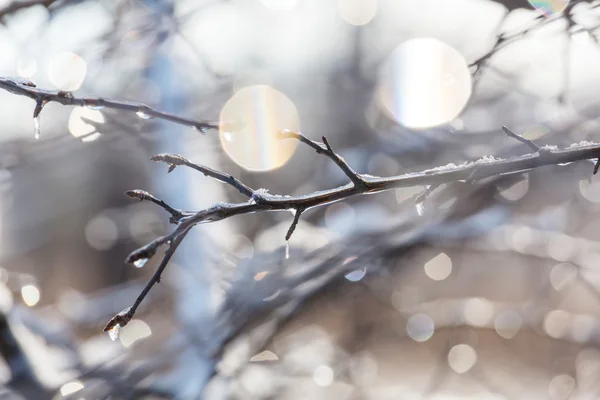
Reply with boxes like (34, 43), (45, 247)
(219, 85), (300, 171)
(68, 107), (104, 142)
(378, 38), (472, 129)
(48, 52), (87, 91)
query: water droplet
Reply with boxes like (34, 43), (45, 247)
(136, 110), (152, 120)
(416, 202), (424, 216)
(33, 116), (40, 140)
(345, 268), (367, 282)
(133, 258), (148, 268)
(193, 126), (208, 134)
(285, 240), (290, 260)
(86, 104), (105, 111)
(108, 323), (121, 341)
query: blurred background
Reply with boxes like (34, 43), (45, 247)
(1, 0), (600, 398)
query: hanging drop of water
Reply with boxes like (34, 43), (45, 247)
(136, 110), (152, 120)
(33, 116), (40, 140)
(416, 202), (425, 216)
(193, 125), (208, 134)
(108, 324), (121, 341)
(285, 240), (290, 260)
(86, 104), (105, 111)
(133, 258), (148, 268)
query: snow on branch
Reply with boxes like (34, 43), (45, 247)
(104, 127), (600, 333)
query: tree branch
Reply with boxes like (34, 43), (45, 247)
(103, 226), (192, 334)
(104, 129), (600, 332)
(285, 207), (304, 241)
(124, 189), (185, 223)
(502, 125), (540, 152)
(150, 153), (254, 198)
(279, 130), (368, 189)
(0, 77), (218, 132)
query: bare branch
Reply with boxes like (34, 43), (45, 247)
(150, 153), (254, 198)
(502, 126), (540, 152)
(285, 207), (304, 241)
(0, 77), (218, 132)
(105, 128), (600, 332)
(279, 130), (368, 189)
(104, 227), (192, 332)
(125, 189), (185, 223)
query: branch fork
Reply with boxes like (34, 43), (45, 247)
(102, 127), (600, 332)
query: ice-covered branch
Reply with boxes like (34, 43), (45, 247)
(0, 77), (218, 135)
(105, 127), (600, 331)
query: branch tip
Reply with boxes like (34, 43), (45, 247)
(285, 208), (304, 241)
(502, 125), (540, 152)
(103, 307), (133, 332)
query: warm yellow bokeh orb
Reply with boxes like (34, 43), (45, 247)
(219, 85), (300, 171)
(378, 38), (472, 129)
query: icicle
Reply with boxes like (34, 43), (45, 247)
(416, 202), (425, 216)
(33, 116), (40, 140)
(133, 258), (148, 268)
(285, 240), (290, 260)
(108, 324), (121, 341)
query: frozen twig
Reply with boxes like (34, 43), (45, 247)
(502, 125), (540, 152)
(0, 77), (218, 132)
(105, 127), (600, 330)
(279, 130), (368, 189)
(125, 189), (185, 223)
(285, 207), (304, 241)
(104, 226), (192, 334)
(150, 154), (254, 198)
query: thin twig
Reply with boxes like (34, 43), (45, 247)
(279, 130), (368, 189)
(502, 126), (540, 152)
(0, 77), (218, 132)
(150, 154), (254, 198)
(285, 207), (304, 241)
(103, 227), (192, 332)
(125, 189), (185, 223)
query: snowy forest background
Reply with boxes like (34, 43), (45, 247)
(1, 0), (600, 399)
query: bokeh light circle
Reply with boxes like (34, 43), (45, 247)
(528, 1), (570, 16)
(48, 52), (87, 91)
(447, 344), (477, 374)
(219, 85), (300, 171)
(68, 107), (104, 142)
(378, 38), (472, 129)
(339, 0), (378, 26)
